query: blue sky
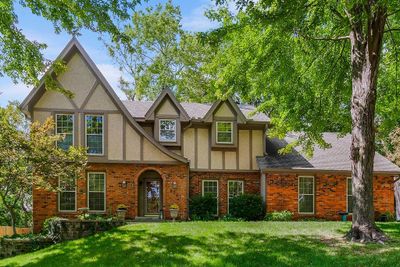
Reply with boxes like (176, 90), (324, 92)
(0, 0), (220, 107)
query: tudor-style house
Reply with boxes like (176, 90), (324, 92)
(21, 38), (400, 232)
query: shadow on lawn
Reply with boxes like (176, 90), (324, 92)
(4, 224), (400, 267)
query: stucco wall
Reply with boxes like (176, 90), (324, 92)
(214, 102), (235, 118)
(108, 114), (123, 160)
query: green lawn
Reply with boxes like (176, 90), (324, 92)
(1, 221), (400, 267)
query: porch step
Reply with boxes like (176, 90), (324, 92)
(132, 216), (163, 223)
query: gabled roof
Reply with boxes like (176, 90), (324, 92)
(257, 133), (400, 174)
(122, 101), (269, 122)
(203, 97), (247, 123)
(20, 37), (188, 163)
(144, 88), (190, 121)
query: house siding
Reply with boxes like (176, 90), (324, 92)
(266, 173), (394, 220)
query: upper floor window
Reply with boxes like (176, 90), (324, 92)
(347, 177), (353, 213)
(56, 114), (74, 150)
(85, 115), (104, 155)
(216, 121), (233, 144)
(298, 176), (314, 214)
(159, 119), (176, 142)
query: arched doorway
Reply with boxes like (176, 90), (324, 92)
(138, 170), (163, 217)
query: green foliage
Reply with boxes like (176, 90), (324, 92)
(377, 211), (395, 222)
(220, 214), (244, 222)
(189, 195), (217, 220)
(229, 194), (264, 221)
(0, 0), (139, 88)
(264, 211), (293, 221)
(106, 1), (216, 102)
(0, 104), (87, 235)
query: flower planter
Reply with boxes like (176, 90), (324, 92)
(170, 208), (179, 222)
(116, 209), (127, 221)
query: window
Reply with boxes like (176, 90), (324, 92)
(56, 114), (74, 150)
(85, 115), (104, 155)
(216, 121), (233, 144)
(347, 177), (353, 213)
(228, 181), (244, 214)
(88, 172), (106, 212)
(202, 180), (218, 215)
(58, 176), (76, 212)
(298, 176), (314, 214)
(159, 119), (176, 142)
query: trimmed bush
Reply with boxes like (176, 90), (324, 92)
(265, 210), (293, 221)
(229, 194), (264, 221)
(189, 195), (217, 220)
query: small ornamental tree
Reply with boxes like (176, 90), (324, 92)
(0, 104), (87, 235)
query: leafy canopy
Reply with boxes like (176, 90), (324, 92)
(0, 0), (140, 90)
(106, 1), (216, 102)
(207, 1), (400, 154)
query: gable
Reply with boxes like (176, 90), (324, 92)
(35, 90), (75, 109)
(156, 97), (178, 116)
(84, 83), (118, 111)
(57, 53), (96, 108)
(214, 102), (235, 118)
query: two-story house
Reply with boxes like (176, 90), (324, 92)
(21, 38), (400, 232)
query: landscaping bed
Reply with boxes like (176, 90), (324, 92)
(1, 221), (399, 266)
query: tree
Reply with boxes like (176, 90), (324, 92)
(1, 0), (139, 90)
(106, 1), (216, 101)
(209, 1), (400, 242)
(0, 104), (87, 235)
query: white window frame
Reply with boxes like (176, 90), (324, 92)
(58, 176), (77, 212)
(85, 114), (104, 156)
(87, 172), (106, 212)
(159, 119), (177, 142)
(216, 121), (233, 144)
(346, 177), (353, 214)
(202, 180), (219, 215)
(227, 180), (244, 214)
(55, 113), (74, 149)
(298, 176), (315, 214)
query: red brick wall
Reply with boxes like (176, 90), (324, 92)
(266, 173), (395, 220)
(189, 171), (260, 216)
(33, 163), (189, 233)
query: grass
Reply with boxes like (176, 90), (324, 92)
(1, 221), (400, 267)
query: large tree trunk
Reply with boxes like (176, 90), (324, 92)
(347, 4), (387, 243)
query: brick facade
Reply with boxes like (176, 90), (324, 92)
(189, 171), (260, 215)
(33, 163), (189, 233)
(33, 165), (396, 232)
(266, 173), (394, 220)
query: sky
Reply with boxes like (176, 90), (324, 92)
(0, 0), (220, 107)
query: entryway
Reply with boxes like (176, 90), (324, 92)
(138, 170), (163, 218)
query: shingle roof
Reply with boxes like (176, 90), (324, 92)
(257, 133), (400, 174)
(122, 100), (269, 122)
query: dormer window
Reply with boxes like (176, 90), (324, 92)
(216, 121), (233, 144)
(159, 119), (176, 142)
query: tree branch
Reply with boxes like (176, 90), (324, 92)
(385, 28), (400, 33)
(299, 33), (350, 41)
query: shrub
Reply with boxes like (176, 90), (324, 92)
(378, 211), (395, 222)
(229, 194), (264, 221)
(189, 195), (217, 220)
(221, 214), (244, 222)
(265, 210), (293, 221)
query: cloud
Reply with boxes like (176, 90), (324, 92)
(97, 63), (127, 100)
(0, 80), (31, 106)
(181, 4), (219, 32)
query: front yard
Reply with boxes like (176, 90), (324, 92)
(1, 221), (400, 266)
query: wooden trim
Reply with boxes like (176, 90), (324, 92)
(87, 158), (179, 165)
(208, 127), (212, 169)
(236, 129), (240, 170)
(195, 128), (198, 169)
(190, 169), (259, 173)
(80, 80), (99, 109)
(123, 116), (126, 161)
(140, 135), (144, 161)
(262, 168), (400, 176)
(249, 129), (253, 170)
(222, 151), (226, 170)
(33, 107), (120, 114)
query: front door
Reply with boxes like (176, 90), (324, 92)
(144, 179), (162, 215)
